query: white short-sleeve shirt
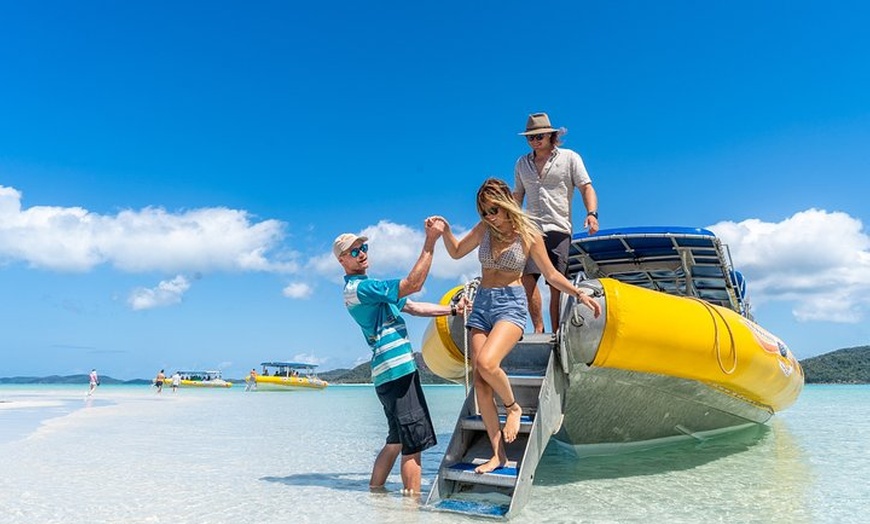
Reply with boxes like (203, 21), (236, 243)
(514, 147), (592, 234)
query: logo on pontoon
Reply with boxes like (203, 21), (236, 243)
(741, 318), (791, 356)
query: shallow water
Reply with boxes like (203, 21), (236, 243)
(0, 384), (867, 523)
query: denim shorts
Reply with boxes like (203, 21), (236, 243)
(466, 286), (528, 333)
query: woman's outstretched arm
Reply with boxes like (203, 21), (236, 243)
(427, 216), (485, 260)
(528, 234), (602, 317)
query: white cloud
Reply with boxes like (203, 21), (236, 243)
(291, 353), (327, 366)
(709, 209), (870, 323)
(128, 275), (192, 310)
(0, 185), (296, 274)
(282, 282), (313, 299)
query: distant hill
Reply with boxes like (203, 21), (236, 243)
(4, 346), (867, 385)
(799, 345), (870, 384)
(0, 374), (151, 385)
(320, 353), (453, 385)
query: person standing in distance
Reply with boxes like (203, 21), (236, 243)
(335, 220), (466, 495)
(513, 112), (599, 333)
(154, 369), (165, 393)
(87, 368), (99, 396)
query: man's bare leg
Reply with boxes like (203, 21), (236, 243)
(522, 274), (544, 333)
(370, 443), (401, 490)
(400, 452), (422, 494)
(549, 284), (562, 333)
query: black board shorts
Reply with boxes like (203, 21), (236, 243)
(375, 371), (437, 455)
(523, 230), (571, 276)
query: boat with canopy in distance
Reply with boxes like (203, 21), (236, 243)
(252, 361), (328, 391)
(173, 370), (233, 388)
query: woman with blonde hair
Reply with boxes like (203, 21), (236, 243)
(429, 178), (600, 474)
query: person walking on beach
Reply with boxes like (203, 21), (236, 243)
(171, 371), (181, 393)
(335, 221), (466, 495)
(154, 369), (165, 393)
(87, 368), (99, 396)
(245, 368), (257, 391)
(514, 112), (600, 333)
(430, 178), (600, 473)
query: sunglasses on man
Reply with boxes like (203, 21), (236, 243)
(347, 243), (368, 258)
(526, 134), (547, 142)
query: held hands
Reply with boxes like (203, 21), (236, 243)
(424, 216), (445, 239)
(425, 216), (450, 233)
(574, 288), (602, 318)
(448, 296), (471, 317)
(455, 296), (471, 315)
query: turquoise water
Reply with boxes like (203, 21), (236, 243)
(0, 384), (867, 523)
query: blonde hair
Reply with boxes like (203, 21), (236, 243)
(476, 178), (541, 247)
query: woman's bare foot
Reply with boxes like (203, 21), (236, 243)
(474, 453), (507, 474)
(503, 402), (523, 443)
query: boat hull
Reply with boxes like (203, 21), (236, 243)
(422, 278), (803, 451)
(253, 376), (328, 391)
(177, 379), (233, 388)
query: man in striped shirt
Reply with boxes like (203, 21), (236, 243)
(335, 219), (464, 495)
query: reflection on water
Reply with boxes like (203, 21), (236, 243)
(536, 424), (771, 483)
(523, 419), (815, 523)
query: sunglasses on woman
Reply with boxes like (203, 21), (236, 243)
(480, 206), (500, 217)
(347, 243), (368, 258)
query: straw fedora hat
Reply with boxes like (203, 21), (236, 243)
(519, 112), (558, 135)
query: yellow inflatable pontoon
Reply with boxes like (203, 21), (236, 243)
(422, 226), (803, 452)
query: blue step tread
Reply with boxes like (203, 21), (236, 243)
(431, 498), (508, 517)
(459, 414), (534, 433)
(448, 461), (519, 477)
(465, 414), (534, 424)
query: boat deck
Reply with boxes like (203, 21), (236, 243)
(568, 226), (749, 317)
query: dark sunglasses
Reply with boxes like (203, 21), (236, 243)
(480, 206), (500, 217)
(348, 243), (368, 258)
(526, 133), (547, 142)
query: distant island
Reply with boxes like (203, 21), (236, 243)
(2, 346), (868, 385)
(0, 374), (152, 385)
(798, 345), (870, 384)
(318, 353), (452, 385)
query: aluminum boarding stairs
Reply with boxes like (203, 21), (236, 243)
(424, 333), (565, 519)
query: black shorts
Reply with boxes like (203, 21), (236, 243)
(375, 371), (436, 455)
(523, 230), (571, 277)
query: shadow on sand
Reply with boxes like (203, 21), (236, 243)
(261, 472), (376, 493)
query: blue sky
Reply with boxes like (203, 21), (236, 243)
(2, 1), (868, 379)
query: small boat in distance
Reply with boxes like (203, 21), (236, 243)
(173, 370), (233, 388)
(253, 362), (328, 391)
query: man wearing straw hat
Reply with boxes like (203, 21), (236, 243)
(334, 219), (466, 496)
(513, 112), (599, 333)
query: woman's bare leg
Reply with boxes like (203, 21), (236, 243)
(470, 323), (524, 473)
(472, 363), (505, 474)
(475, 322), (524, 442)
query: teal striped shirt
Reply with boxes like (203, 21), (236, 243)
(343, 275), (416, 387)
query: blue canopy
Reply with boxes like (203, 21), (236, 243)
(568, 226), (750, 317)
(260, 361), (318, 369)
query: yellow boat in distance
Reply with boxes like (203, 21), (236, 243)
(423, 226), (805, 518)
(252, 361), (328, 391)
(173, 370), (233, 388)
